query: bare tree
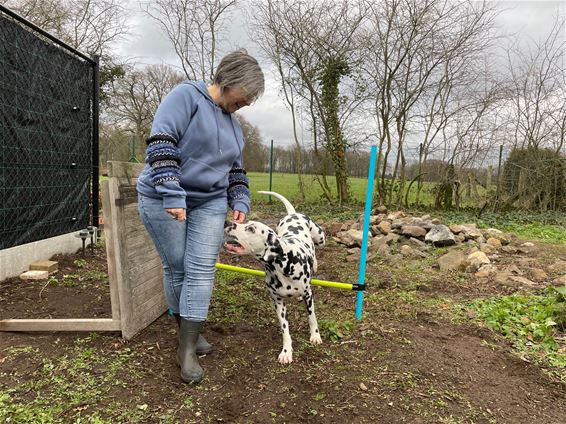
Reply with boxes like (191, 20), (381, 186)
(141, 0), (236, 81)
(106, 63), (185, 155)
(6, 0), (129, 55)
(250, 0), (365, 205)
(236, 114), (269, 172)
(361, 0), (498, 208)
(504, 16), (565, 150)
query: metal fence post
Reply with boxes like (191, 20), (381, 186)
(92, 54), (100, 229)
(269, 139), (274, 203)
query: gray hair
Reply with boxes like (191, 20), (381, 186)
(213, 49), (265, 102)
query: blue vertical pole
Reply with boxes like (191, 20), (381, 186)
(355, 145), (378, 320)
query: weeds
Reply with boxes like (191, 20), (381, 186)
(466, 287), (566, 376)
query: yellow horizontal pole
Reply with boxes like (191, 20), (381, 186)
(215, 263), (355, 291)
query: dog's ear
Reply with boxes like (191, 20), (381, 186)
(261, 231), (284, 262)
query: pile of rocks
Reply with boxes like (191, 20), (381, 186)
(330, 209), (566, 288)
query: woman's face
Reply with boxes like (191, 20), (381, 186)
(219, 87), (252, 113)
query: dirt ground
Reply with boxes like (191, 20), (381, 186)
(1, 220), (565, 423)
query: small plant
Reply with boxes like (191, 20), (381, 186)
(73, 258), (87, 268)
(313, 392), (326, 401)
(318, 319), (353, 341)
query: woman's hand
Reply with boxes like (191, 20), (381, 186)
(165, 208), (186, 221)
(232, 210), (246, 223)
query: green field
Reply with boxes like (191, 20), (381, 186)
(100, 171), (566, 243)
(247, 172), (369, 204)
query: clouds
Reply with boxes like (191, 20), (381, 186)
(111, 0), (564, 149)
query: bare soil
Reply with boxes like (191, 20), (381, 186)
(1, 226), (565, 423)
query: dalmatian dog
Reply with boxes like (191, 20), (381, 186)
(224, 191), (326, 364)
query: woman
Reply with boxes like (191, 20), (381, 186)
(137, 50), (264, 384)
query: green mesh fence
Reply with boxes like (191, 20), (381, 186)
(0, 9), (95, 250)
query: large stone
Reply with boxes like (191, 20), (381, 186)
(376, 221), (392, 235)
(460, 224), (483, 240)
(552, 275), (566, 285)
(480, 243), (497, 254)
(486, 237), (502, 248)
(336, 229), (364, 247)
(483, 228), (510, 245)
(387, 211), (406, 220)
(400, 245), (414, 257)
(548, 260), (566, 274)
(501, 245), (519, 254)
(425, 224), (456, 247)
(466, 251), (490, 272)
(449, 224), (464, 234)
(437, 250), (468, 272)
(475, 264), (497, 278)
(400, 225), (427, 239)
(517, 244), (538, 255)
(20, 270), (49, 280)
(508, 276), (537, 287)
(407, 237), (427, 249)
(529, 268), (548, 281)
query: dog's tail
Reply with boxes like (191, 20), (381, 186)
(257, 191), (296, 215)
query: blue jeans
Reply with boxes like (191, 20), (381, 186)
(138, 195), (228, 321)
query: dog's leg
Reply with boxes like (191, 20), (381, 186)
(303, 286), (322, 345)
(272, 295), (293, 364)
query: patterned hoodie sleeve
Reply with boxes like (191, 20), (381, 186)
(145, 132), (183, 200)
(227, 164), (250, 215)
(145, 83), (196, 209)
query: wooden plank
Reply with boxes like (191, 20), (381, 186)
(122, 298), (167, 340)
(107, 161), (167, 340)
(128, 268), (162, 291)
(102, 178), (123, 324)
(124, 233), (156, 251)
(0, 319), (121, 332)
(131, 279), (166, 309)
(127, 260), (162, 282)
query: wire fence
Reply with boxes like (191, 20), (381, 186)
(0, 6), (97, 250)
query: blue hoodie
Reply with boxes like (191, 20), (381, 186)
(136, 81), (250, 214)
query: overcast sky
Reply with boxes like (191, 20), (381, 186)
(115, 0), (565, 148)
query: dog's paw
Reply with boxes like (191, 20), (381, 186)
(310, 333), (322, 345)
(278, 349), (293, 364)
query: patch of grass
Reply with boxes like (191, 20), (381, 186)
(0, 342), (140, 423)
(210, 271), (272, 326)
(367, 289), (455, 321)
(465, 287), (566, 379)
(4, 346), (38, 357)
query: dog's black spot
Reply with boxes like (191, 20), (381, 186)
(287, 225), (302, 235)
(286, 285), (291, 290)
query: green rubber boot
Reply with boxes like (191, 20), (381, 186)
(178, 319), (205, 384)
(173, 313), (213, 355)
